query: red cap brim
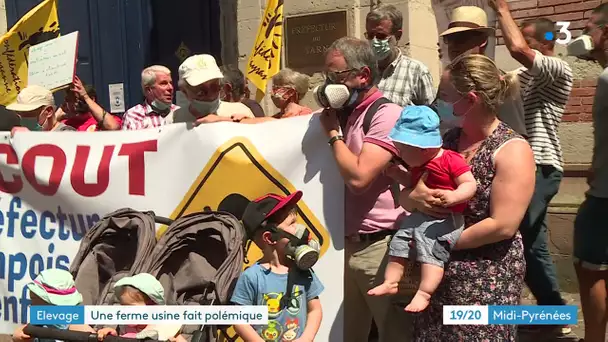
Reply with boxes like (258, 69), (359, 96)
(254, 190), (303, 219)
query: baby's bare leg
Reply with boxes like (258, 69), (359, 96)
(367, 256), (408, 296)
(405, 263), (444, 312)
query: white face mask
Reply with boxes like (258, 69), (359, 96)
(191, 97), (220, 116)
(567, 34), (595, 58)
(312, 84), (355, 109)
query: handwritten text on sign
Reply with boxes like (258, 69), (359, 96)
(27, 31), (78, 90)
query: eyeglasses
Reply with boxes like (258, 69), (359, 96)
(364, 32), (391, 40)
(324, 68), (357, 83)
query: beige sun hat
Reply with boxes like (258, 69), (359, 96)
(6, 85), (55, 112)
(440, 6), (496, 37)
(178, 54), (224, 87)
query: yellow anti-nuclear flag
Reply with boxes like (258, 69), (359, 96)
(246, 0), (284, 102)
(0, 0), (60, 106)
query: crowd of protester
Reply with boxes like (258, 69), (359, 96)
(5, 0), (608, 341)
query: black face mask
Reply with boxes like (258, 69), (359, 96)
(74, 100), (90, 113)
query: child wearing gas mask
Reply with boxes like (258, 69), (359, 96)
(226, 191), (324, 342)
(368, 106), (477, 312)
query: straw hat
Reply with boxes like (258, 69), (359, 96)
(440, 6), (495, 37)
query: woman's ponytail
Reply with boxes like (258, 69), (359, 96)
(499, 70), (520, 104)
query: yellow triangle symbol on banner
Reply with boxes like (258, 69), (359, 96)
(159, 137), (331, 342)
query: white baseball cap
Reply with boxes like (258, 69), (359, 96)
(178, 54), (223, 87)
(6, 85), (55, 112)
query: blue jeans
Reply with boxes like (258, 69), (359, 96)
(519, 165), (565, 305)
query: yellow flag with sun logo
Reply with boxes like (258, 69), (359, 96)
(0, 0), (60, 106)
(246, 0), (284, 102)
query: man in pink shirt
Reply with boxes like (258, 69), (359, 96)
(318, 36), (412, 342)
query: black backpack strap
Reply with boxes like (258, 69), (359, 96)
(362, 97), (402, 209)
(362, 97), (392, 135)
(282, 268), (312, 310)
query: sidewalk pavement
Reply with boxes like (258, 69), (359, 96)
(518, 291), (584, 342)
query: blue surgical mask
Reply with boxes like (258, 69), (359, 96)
(191, 97), (220, 116)
(371, 37), (391, 60)
(151, 99), (172, 114)
(436, 99), (463, 127)
(20, 117), (43, 131)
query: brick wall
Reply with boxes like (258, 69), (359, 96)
(564, 78), (596, 121)
(496, 0), (601, 122)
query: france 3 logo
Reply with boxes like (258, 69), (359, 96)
(553, 21), (574, 45)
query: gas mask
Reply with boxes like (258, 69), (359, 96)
(312, 83), (359, 109)
(567, 35), (595, 59)
(279, 224), (320, 270)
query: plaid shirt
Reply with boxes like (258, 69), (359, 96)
(121, 102), (180, 131)
(378, 49), (435, 107)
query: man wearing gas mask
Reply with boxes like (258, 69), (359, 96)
(365, 4), (435, 107)
(314, 36), (412, 342)
(166, 54), (255, 125)
(220, 191), (324, 342)
(566, 4), (608, 341)
(435, 6), (528, 137)
(490, 0), (575, 338)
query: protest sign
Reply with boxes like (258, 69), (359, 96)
(0, 0), (60, 106)
(246, 0), (284, 101)
(432, 0), (496, 66)
(27, 31), (79, 91)
(0, 115), (344, 342)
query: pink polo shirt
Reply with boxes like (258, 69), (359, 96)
(344, 89), (407, 236)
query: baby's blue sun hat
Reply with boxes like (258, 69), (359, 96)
(389, 105), (442, 148)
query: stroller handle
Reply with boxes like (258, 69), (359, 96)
(22, 325), (162, 342)
(153, 216), (173, 226)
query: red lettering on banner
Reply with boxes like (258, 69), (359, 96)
(0, 139), (158, 197)
(0, 144), (23, 193)
(118, 140), (158, 196)
(21, 144), (67, 196)
(71, 145), (115, 197)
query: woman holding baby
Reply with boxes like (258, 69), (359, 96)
(402, 54), (536, 341)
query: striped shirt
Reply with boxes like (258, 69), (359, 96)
(377, 49), (435, 107)
(517, 50), (573, 172)
(121, 102), (179, 131)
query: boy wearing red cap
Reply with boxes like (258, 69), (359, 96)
(221, 191), (324, 342)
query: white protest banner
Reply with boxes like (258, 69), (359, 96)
(27, 31), (79, 90)
(432, 0), (496, 66)
(0, 115), (344, 342)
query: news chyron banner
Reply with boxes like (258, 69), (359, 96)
(0, 115), (344, 342)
